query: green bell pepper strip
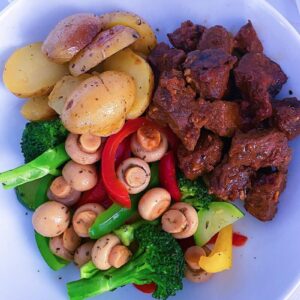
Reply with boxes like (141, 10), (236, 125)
(15, 175), (54, 211)
(89, 162), (159, 240)
(0, 144), (69, 190)
(34, 231), (69, 271)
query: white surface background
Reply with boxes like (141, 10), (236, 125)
(0, 0), (299, 299)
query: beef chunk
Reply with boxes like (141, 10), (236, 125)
(148, 42), (186, 73)
(198, 25), (234, 53)
(208, 157), (254, 200)
(234, 21), (263, 54)
(229, 129), (292, 171)
(198, 99), (241, 136)
(245, 171), (286, 221)
(234, 53), (288, 122)
(168, 20), (206, 52)
(271, 98), (300, 140)
(183, 49), (237, 99)
(148, 69), (205, 151)
(177, 131), (224, 180)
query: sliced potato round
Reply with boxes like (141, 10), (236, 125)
(69, 25), (139, 76)
(61, 71), (136, 136)
(3, 42), (69, 98)
(102, 48), (154, 119)
(48, 74), (91, 114)
(99, 11), (157, 55)
(42, 13), (102, 63)
(21, 96), (57, 121)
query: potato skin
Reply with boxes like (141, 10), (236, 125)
(48, 74), (90, 114)
(21, 96), (57, 121)
(3, 42), (69, 98)
(42, 13), (102, 63)
(99, 11), (157, 55)
(69, 25), (139, 76)
(61, 71), (136, 136)
(102, 48), (154, 119)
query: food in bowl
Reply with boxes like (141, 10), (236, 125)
(0, 11), (299, 300)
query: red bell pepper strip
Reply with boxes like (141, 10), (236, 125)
(159, 151), (182, 201)
(75, 175), (112, 209)
(134, 283), (157, 294)
(208, 232), (248, 247)
(102, 117), (154, 208)
(115, 136), (131, 168)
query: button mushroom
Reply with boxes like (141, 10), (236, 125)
(108, 244), (132, 269)
(130, 126), (168, 162)
(62, 225), (82, 253)
(49, 234), (74, 261)
(184, 246), (207, 271)
(161, 209), (187, 233)
(74, 241), (95, 267)
(185, 265), (213, 283)
(138, 187), (171, 221)
(65, 133), (102, 165)
(91, 234), (121, 270)
(72, 203), (105, 237)
(161, 202), (198, 239)
(47, 176), (81, 206)
(32, 201), (71, 237)
(62, 161), (98, 192)
(116, 157), (151, 194)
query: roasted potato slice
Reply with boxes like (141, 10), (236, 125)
(69, 25), (139, 76)
(102, 48), (154, 119)
(3, 42), (69, 98)
(61, 71), (136, 136)
(42, 13), (102, 63)
(99, 11), (157, 55)
(48, 74), (90, 114)
(21, 96), (57, 121)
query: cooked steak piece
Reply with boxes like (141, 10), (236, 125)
(271, 98), (300, 140)
(234, 52), (287, 122)
(177, 130), (224, 180)
(148, 42), (186, 73)
(183, 49), (237, 99)
(168, 20), (206, 52)
(234, 20), (263, 54)
(229, 129), (292, 171)
(208, 157), (254, 201)
(148, 69), (205, 151)
(198, 25), (234, 53)
(198, 99), (241, 137)
(245, 171), (286, 221)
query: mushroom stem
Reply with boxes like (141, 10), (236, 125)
(137, 126), (161, 151)
(79, 133), (101, 154)
(108, 245), (132, 269)
(124, 166), (147, 187)
(161, 209), (187, 234)
(50, 176), (72, 198)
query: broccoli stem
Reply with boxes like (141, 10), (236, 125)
(0, 144), (69, 189)
(80, 261), (99, 279)
(68, 254), (150, 300)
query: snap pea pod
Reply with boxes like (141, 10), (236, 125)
(0, 144), (69, 190)
(35, 231), (69, 271)
(89, 162), (159, 240)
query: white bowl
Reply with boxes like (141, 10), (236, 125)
(0, 0), (299, 299)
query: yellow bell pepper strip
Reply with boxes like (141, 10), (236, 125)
(199, 224), (233, 273)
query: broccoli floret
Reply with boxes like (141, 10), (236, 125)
(21, 118), (68, 162)
(67, 224), (185, 300)
(178, 172), (217, 210)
